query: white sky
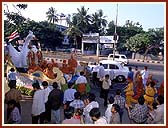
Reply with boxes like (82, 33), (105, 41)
(3, 2), (165, 31)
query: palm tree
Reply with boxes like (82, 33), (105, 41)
(91, 9), (107, 35)
(73, 6), (91, 33)
(63, 25), (83, 48)
(46, 7), (58, 24)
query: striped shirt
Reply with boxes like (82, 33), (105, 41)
(69, 99), (85, 109)
(129, 104), (149, 123)
(114, 95), (125, 109)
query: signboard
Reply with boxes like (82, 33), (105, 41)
(100, 36), (114, 44)
(82, 33), (99, 43)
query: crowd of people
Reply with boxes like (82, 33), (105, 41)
(5, 62), (164, 124)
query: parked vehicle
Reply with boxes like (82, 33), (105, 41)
(99, 60), (129, 82)
(108, 53), (129, 65)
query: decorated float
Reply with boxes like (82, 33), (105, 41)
(4, 31), (90, 96)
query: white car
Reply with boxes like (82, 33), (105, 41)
(108, 54), (129, 65)
(99, 60), (129, 82)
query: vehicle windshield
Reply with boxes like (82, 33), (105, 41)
(102, 64), (108, 69)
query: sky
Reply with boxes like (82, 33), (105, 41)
(3, 2), (165, 31)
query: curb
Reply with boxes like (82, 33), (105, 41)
(135, 59), (164, 64)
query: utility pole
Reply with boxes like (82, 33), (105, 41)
(113, 4), (118, 61)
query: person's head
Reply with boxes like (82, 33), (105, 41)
(108, 96), (114, 104)
(150, 81), (156, 88)
(52, 82), (58, 89)
(135, 66), (138, 71)
(74, 91), (81, 100)
(7, 99), (16, 109)
(32, 82), (40, 90)
(129, 67), (132, 71)
(80, 71), (84, 76)
(42, 81), (48, 89)
(111, 104), (120, 114)
(105, 74), (110, 80)
(99, 63), (102, 66)
(156, 95), (164, 105)
(89, 108), (100, 122)
(68, 82), (74, 89)
(75, 108), (83, 116)
(88, 93), (96, 102)
(10, 68), (15, 72)
(138, 95), (145, 105)
(64, 106), (75, 119)
(152, 101), (158, 110)
(116, 89), (121, 95)
(144, 66), (148, 70)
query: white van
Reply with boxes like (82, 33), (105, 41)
(108, 54), (129, 65)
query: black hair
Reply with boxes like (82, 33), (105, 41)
(80, 71), (84, 76)
(105, 74), (109, 78)
(112, 104), (120, 112)
(32, 82), (40, 89)
(7, 99), (16, 106)
(74, 91), (81, 99)
(138, 95), (145, 105)
(116, 89), (121, 95)
(68, 82), (74, 88)
(89, 108), (100, 119)
(42, 81), (48, 87)
(52, 82), (58, 89)
(64, 106), (75, 119)
(152, 101), (158, 109)
(157, 95), (164, 104)
(10, 68), (15, 72)
(108, 96), (114, 104)
(88, 93), (96, 102)
(150, 81), (156, 88)
(129, 67), (132, 71)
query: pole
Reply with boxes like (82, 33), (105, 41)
(113, 4), (118, 61)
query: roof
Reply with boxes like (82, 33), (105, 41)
(100, 59), (121, 64)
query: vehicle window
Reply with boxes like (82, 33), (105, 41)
(121, 56), (126, 59)
(115, 55), (119, 59)
(102, 64), (108, 69)
(109, 64), (119, 69)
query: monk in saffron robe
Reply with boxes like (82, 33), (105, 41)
(133, 75), (144, 100)
(27, 49), (35, 68)
(68, 55), (78, 74)
(144, 81), (157, 108)
(124, 76), (138, 108)
(60, 60), (70, 74)
(43, 63), (56, 79)
(36, 50), (43, 65)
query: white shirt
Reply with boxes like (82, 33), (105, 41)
(95, 117), (107, 124)
(63, 88), (76, 104)
(105, 104), (113, 123)
(153, 104), (164, 124)
(43, 86), (52, 103)
(83, 101), (99, 124)
(102, 79), (111, 90)
(141, 70), (149, 86)
(75, 76), (87, 84)
(98, 65), (105, 79)
(32, 90), (45, 116)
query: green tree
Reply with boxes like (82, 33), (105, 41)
(46, 7), (58, 24)
(90, 9), (107, 35)
(73, 6), (91, 33)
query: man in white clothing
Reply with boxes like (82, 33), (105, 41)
(31, 82), (45, 124)
(90, 108), (107, 124)
(83, 93), (99, 124)
(105, 96), (114, 123)
(141, 66), (149, 88)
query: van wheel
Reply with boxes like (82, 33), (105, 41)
(116, 75), (125, 83)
